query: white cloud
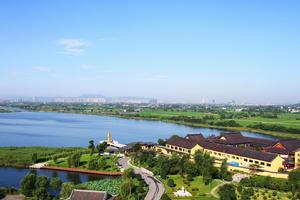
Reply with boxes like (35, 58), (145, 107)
(59, 39), (90, 55)
(33, 66), (50, 72)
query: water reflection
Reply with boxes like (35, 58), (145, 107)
(0, 167), (118, 188)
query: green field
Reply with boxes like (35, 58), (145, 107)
(0, 147), (85, 167)
(48, 153), (120, 172)
(160, 175), (220, 200)
(235, 113), (300, 129)
(140, 110), (217, 119)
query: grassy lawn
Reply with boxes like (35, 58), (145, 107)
(0, 147), (84, 167)
(235, 113), (300, 129)
(48, 153), (120, 172)
(237, 188), (291, 200)
(160, 175), (221, 200)
(140, 109), (217, 119)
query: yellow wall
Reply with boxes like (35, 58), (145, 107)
(162, 143), (285, 173)
(295, 149), (300, 169)
(227, 165), (288, 179)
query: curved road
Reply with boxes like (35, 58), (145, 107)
(118, 156), (164, 200)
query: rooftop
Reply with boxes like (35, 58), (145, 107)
(68, 189), (107, 200)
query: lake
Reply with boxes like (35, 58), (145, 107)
(0, 167), (111, 189)
(0, 111), (274, 189)
(0, 111), (274, 147)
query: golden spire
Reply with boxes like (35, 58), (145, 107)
(107, 131), (111, 143)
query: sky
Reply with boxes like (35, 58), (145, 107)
(0, 0), (299, 104)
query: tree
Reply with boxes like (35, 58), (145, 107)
(289, 169), (300, 194)
(50, 177), (62, 195)
(120, 179), (134, 198)
(0, 189), (5, 199)
(67, 153), (81, 167)
(20, 172), (37, 196)
(97, 156), (107, 170)
(88, 156), (99, 170)
(220, 160), (228, 180)
(218, 184), (237, 200)
(157, 138), (166, 146)
(32, 153), (38, 163)
(60, 182), (75, 199)
(161, 194), (171, 200)
(123, 168), (135, 179)
(96, 142), (107, 154)
(88, 140), (95, 155)
(167, 179), (175, 187)
(34, 176), (50, 200)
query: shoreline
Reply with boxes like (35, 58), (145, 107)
(15, 109), (300, 140)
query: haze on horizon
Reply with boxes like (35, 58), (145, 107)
(0, 0), (299, 104)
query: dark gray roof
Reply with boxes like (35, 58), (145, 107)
(69, 189), (107, 200)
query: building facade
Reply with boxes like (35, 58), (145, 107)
(155, 133), (296, 174)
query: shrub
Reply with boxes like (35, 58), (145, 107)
(218, 184), (237, 200)
(161, 194), (171, 200)
(167, 179), (176, 188)
(187, 174), (193, 181)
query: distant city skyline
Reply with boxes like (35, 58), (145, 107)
(0, 1), (300, 104)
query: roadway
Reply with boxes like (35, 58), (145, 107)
(118, 156), (164, 200)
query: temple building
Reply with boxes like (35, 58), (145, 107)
(100, 131), (126, 149)
(155, 132), (300, 174)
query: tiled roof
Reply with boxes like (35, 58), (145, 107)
(69, 189), (107, 200)
(185, 133), (205, 143)
(166, 137), (198, 149)
(201, 142), (278, 162)
(275, 139), (300, 152)
(166, 134), (279, 162)
(211, 132), (250, 145)
(247, 137), (276, 147)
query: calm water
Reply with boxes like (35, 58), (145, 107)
(0, 167), (110, 188)
(0, 111), (274, 188)
(0, 111), (274, 147)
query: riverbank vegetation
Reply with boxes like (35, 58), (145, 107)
(48, 153), (120, 172)
(0, 108), (12, 113)
(0, 147), (87, 167)
(9, 103), (300, 139)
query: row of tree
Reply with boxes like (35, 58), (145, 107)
(20, 171), (62, 200)
(130, 148), (232, 185)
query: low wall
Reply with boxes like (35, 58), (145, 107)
(227, 165), (288, 179)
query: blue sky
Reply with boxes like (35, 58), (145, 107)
(0, 0), (299, 104)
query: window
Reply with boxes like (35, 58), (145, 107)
(255, 161), (259, 164)
(214, 152), (217, 155)
(171, 146), (174, 149)
(218, 153), (221, 156)
(188, 150), (191, 153)
(232, 156), (236, 159)
(174, 147), (178, 150)
(260, 162), (265, 165)
(244, 159), (248, 162)
(236, 157), (239, 160)
(249, 160), (253, 163)
(267, 163), (271, 167)
(179, 148), (182, 151)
